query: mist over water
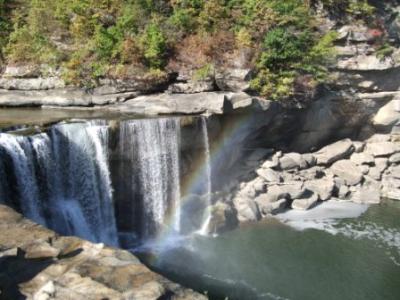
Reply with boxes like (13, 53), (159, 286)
(142, 200), (400, 300)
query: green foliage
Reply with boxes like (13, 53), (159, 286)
(376, 43), (395, 61)
(0, 0), (378, 98)
(140, 21), (167, 68)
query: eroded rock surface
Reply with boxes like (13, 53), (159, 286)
(0, 205), (207, 300)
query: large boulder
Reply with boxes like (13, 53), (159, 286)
(315, 139), (354, 165)
(255, 194), (287, 216)
(207, 202), (238, 234)
(330, 160), (363, 186)
(291, 191), (319, 210)
(304, 177), (335, 201)
(373, 99), (400, 127)
(279, 153), (307, 170)
(256, 168), (282, 183)
(233, 196), (261, 222)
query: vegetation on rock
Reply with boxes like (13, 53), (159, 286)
(0, 0), (383, 99)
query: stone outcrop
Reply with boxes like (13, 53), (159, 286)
(0, 205), (207, 300)
(212, 133), (400, 229)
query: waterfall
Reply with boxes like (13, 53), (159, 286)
(118, 118), (181, 239)
(0, 121), (118, 246)
(198, 117), (212, 235)
(0, 134), (46, 225)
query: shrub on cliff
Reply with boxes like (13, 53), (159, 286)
(0, 0), (377, 100)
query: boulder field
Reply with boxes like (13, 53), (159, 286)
(206, 133), (400, 233)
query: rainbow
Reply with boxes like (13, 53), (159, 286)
(142, 113), (257, 253)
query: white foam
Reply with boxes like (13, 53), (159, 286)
(276, 200), (400, 265)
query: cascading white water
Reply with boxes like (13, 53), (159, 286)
(0, 134), (46, 225)
(119, 118), (181, 238)
(198, 117), (212, 235)
(0, 121), (118, 246)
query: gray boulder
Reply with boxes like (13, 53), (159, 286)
(368, 167), (383, 181)
(215, 68), (251, 92)
(304, 177), (335, 201)
(279, 153), (307, 170)
(291, 191), (319, 210)
(353, 141), (365, 153)
(330, 160), (363, 186)
(256, 168), (281, 182)
(168, 80), (214, 94)
(365, 142), (399, 157)
(255, 195), (287, 215)
(389, 153), (400, 164)
(233, 196), (261, 222)
(351, 187), (381, 204)
(302, 153), (317, 167)
(375, 158), (389, 173)
(350, 152), (374, 165)
(315, 139), (354, 165)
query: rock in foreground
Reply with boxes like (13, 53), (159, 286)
(0, 205), (207, 300)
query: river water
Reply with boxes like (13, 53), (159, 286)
(139, 199), (400, 300)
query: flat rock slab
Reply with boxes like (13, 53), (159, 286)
(365, 142), (399, 157)
(315, 139), (354, 165)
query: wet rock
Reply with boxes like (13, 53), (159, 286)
(351, 187), (381, 204)
(330, 160), (363, 186)
(315, 139), (354, 165)
(233, 196), (261, 222)
(208, 202), (238, 234)
(291, 191), (319, 210)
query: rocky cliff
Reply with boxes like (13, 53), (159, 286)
(0, 205), (207, 300)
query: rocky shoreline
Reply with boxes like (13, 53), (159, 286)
(0, 205), (207, 300)
(205, 133), (400, 233)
